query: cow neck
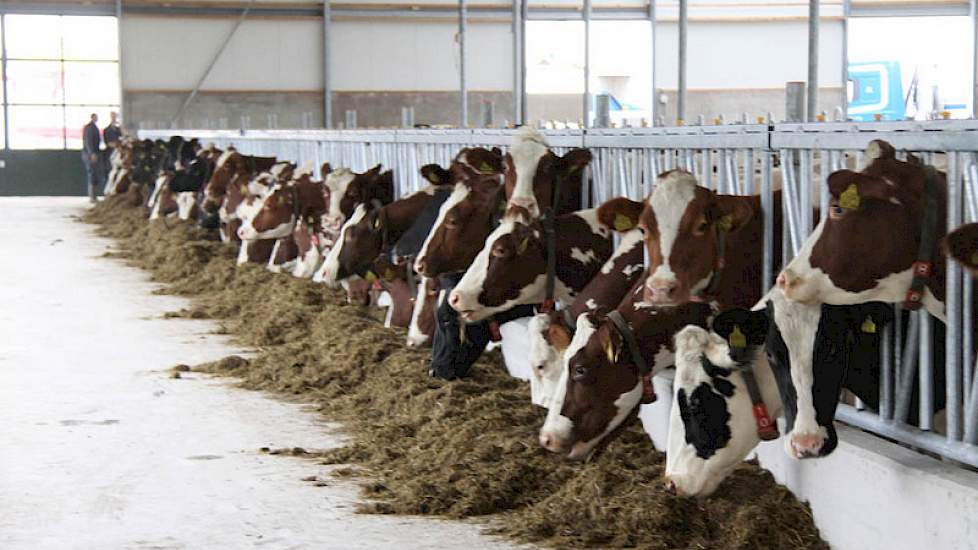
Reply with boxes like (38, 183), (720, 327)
(904, 165), (942, 310)
(696, 222), (729, 301)
(539, 166), (564, 313)
(607, 310), (656, 404)
(701, 347), (779, 441)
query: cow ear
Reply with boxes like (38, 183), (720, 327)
(558, 148), (592, 177)
(826, 170), (898, 208)
(711, 308), (768, 346)
(601, 325), (622, 365)
(863, 139), (897, 167)
(491, 146), (503, 157)
(943, 222), (978, 274)
(597, 197), (644, 233)
(420, 164), (452, 185)
(321, 162), (332, 177)
(850, 302), (893, 334)
(711, 194), (757, 233)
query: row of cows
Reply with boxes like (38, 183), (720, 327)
(104, 130), (978, 498)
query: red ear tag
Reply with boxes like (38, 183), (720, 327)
(539, 298), (555, 314)
(752, 403), (780, 441)
(912, 261), (933, 278)
(640, 375), (657, 404)
(904, 289), (924, 310)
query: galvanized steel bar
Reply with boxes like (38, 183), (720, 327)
(459, 0), (468, 128)
(807, 0), (819, 122)
(583, 0), (592, 129)
(947, 151), (964, 441)
(894, 312), (921, 424)
(919, 312), (934, 430)
(324, 0), (332, 128)
(649, 0), (657, 126)
(841, 0), (849, 118)
(512, 0), (523, 125)
(761, 150), (774, 292)
(677, 0), (688, 124)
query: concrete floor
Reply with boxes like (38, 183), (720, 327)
(0, 198), (522, 550)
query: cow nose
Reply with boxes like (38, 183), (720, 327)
(646, 278), (678, 300)
(449, 291), (461, 308)
(539, 432), (558, 451)
(664, 479), (678, 495)
(237, 227), (246, 239)
(414, 258), (426, 275)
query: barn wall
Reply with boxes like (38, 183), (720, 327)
(121, 15), (844, 129)
(0, 151), (88, 196)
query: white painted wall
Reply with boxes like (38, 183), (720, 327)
(121, 16), (839, 93)
(122, 16), (324, 91)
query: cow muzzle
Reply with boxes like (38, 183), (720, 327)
(643, 277), (683, 305)
(448, 290), (484, 322)
(776, 268), (818, 303)
(538, 431), (572, 455)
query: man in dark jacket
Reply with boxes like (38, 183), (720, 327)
(102, 111), (122, 147)
(81, 113), (101, 203)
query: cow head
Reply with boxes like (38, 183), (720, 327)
(503, 127), (590, 218)
(414, 151), (506, 278)
(778, 140), (947, 316)
(598, 171), (759, 306)
(240, 176), (326, 241)
(943, 222), (978, 276)
(762, 290), (892, 459)
(323, 165), (394, 232)
(202, 148), (245, 213)
(539, 292), (714, 460)
(664, 322), (775, 497)
(406, 276), (441, 348)
(527, 312), (573, 408)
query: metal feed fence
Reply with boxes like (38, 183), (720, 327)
(141, 121), (978, 468)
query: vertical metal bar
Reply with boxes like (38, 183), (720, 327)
(799, 149), (812, 233)
(520, 0), (528, 124)
(649, 0), (657, 126)
(880, 317), (894, 421)
(807, 0), (819, 122)
(919, 312), (934, 430)
(894, 312), (921, 424)
(761, 150), (773, 292)
(1, 15), (9, 148)
(947, 151), (963, 441)
(965, 275), (974, 409)
(702, 149), (711, 189)
(841, 0), (850, 119)
(512, 0), (522, 125)
(583, 0), (592, 129)
(115, 0), (124, 124)
(459, 0), (468, 128)
(819, 149), (831, 218)
(972, 0), (977, 118)
(677, 0), (688, 124)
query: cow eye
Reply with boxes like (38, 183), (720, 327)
(444, 216), (459, 229)
(491, 245), (509, 258)
(694, 220), (709, 235)
(572, 365), (588, 381)
(829, 204), (845, 218)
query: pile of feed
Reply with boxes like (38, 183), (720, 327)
(83, 196), (827, 549)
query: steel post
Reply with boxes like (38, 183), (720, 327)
(649, 0), (657, 126)
(948, 152), (964, 440)
(678, 0), (688, 124)
(807, 0), (819, 122)
(459, 0), (468, 128)
(583, 0), (592, 128)
(324, 0), (332, 128)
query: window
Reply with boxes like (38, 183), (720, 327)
(2, 14), (120, 150)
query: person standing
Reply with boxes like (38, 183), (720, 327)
(81, 113), (101, 203)
(101, 112), (123, 190)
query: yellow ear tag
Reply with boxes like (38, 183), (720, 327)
(613, 213), (633, 232)
(969, 251), (978, 267)
(239, 184), (247, 194)
(604, 339), (619, 364)
(384, 267), (395, 280)
(277, 196), (284, 206)
(427, 173), (441, 184)
(839, 183), (860, 210)
(479, 161), (493, 174)
(861, 316), (877, 334)
(373, 217), (381, 229)
(717, 214), (734, 233)
(365, 271), (377, 283)
(518, 237), (529, 255)
(729, 325), (747, 349)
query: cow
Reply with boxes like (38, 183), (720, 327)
(597, 169), (782, 308)
(322, 165), (395, 234)
(777, 140), (948, 319)
(538, 278), (716, 460)
(406, 276), (441, 347)
(943, 222), (978, 276)
(526, 229), (646, 408)
(664, 322), (781, 497)
(414, 134), (585, 280)
(201, 148), (280, 213)
(447, 207), (615, 323)
(317, 182), (449, 285)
